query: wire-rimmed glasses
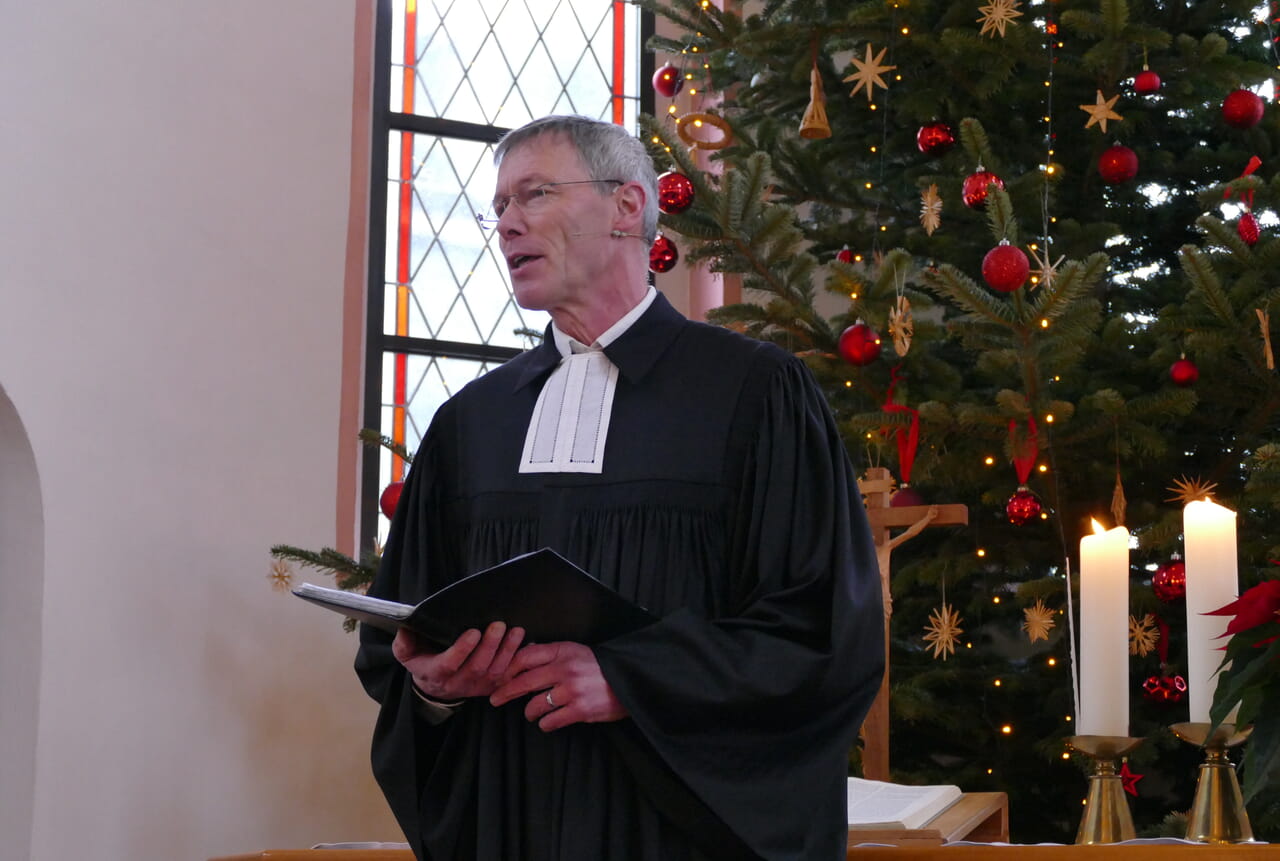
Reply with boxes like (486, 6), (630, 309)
(476, 179), (623, 229)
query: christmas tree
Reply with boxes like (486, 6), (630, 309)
(639, 0), (1280, 841)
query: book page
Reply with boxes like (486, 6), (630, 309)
(293, 583), (413, 621)
(847, 778), (962, 829)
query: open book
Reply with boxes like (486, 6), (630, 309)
(847, 777), (962, 830)
(293, 547), (657, 648)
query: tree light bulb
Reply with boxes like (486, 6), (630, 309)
(1001, 725), (1013, 734)
(984, 456), (995, 465)
(976, 548), (986, 557)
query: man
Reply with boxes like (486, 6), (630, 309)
(356, 115), (884, 861)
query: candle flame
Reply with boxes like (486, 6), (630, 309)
(1090, 518), (1106, 534)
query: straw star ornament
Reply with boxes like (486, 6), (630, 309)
(1021, 599), (1055, 643)
(1080, 90), (1123, 132)
(977, 0), (1023, 37)
(844, 44), (897, 101)
(923, 603), (963, 660)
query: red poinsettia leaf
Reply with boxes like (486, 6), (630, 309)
(1206, 580), (1280, 633)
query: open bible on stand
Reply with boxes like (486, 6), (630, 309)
(847, 777), (963, 830)
(292, 547), (657, 647)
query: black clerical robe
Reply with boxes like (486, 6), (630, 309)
(355, 293), (884, 861)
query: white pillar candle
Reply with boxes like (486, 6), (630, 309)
(1183, 499), (1240, 723)
(1078, 520), (1130, 736)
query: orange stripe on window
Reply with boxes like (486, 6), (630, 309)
(612, 1), (625, 125)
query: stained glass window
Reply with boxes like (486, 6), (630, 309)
(364, 0), (651, 545)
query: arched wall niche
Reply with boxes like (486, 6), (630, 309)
(0, 383), (43, 861)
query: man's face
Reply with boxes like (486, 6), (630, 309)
(493, 135), (620, 315)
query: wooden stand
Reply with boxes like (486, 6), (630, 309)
(847, 791), (1009, 852)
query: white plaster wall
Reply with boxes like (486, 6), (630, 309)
(0, 3), (401, 859)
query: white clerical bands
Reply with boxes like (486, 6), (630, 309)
(545, 690), (557, 708)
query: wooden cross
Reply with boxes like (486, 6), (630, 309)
(857, 466), (968, 781)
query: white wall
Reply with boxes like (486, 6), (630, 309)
(0, 3), (401, 859)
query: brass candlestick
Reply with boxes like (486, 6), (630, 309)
(1066, 735), (1143, 844)
(1170, 722), (1255, 844)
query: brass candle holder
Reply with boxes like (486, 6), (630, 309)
(1170, 722), (1255, 844)
(1066, 735), (1143, 844)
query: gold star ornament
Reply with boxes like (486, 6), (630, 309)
(1129, 613), (1160, 657)
(844, 44), (897, 102)
(1021, 599), (1056, 643)
(1166, 475), (1219, 506)
(924, 603), (964, 660)
(1080, 90), (1123, 133)
(977, 0), (1023, 37)
(921, 184), (942, 235)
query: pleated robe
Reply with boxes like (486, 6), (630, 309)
(355, 293), (884, 861)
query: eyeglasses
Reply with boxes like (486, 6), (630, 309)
(476, 179), (623, 229)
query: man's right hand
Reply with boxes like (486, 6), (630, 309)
(392, 621), (526, 702)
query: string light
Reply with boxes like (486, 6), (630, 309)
(1001, 725), (1013, 735)
(984, 456), (995, 465)
(993, 679), (1002, 687)
(977, 548), (986, 557)
(993, 596), (1001, 604)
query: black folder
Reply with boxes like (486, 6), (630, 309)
(293, 547), (656, 647)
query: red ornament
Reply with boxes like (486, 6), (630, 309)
(1238, 211), (1260, 246)
(652, 63), (684, 98)
(1142, 673), (1188, 704)
(916, 122), (956, 156)
(649, 234), (679, 273)
(1097, 144), (1139, 184)
(657, 171), (695, 214)
(1006, 486), (1042, 525)
(838, 323), (882, 366)
(836, 246), (854, 264)
(982, 242), (1030, 292)
(1222, 88), (1264, 129)
(379, 481), (405, 520)
(1152, 555), (1186, 602)
(1169, 356), (1199, 387)
(890, 485), (925, 508)
(962, 169), (1004, 209)
(1134, 70), (1162, 95)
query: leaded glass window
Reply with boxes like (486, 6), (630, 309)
(364, 0), (652, 545)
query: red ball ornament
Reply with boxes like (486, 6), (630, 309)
(962, 169), (1004, 209)
(982, 242), (1031, 292)
(1006, 486), (1042, 525)
(1222, 88), (1264, 129)
(916, 122), (956, 156)
(838, 323), (883, 366)
(652, 63), (684, 98)
(649, 234), (679, 273)
(1142, 674), (1188, 704)
(890, 485), (925, 507)
(836, 246), (854, 264)
(1238, 211), (1260, 246)
(1133, 70), (1162, 95)
(379, 481), (405, 520)
(1152, 555), (1186, 602)
(657, 171), (695, 214)
(1098, 144), (1139, 184)
(1169, 356), (1199, 387)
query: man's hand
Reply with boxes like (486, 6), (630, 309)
(490, 641), (629, 731)
(392, 621), (525, 702)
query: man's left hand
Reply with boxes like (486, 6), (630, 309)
(490, 642), (629, 731)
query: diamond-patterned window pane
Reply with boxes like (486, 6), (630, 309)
(383, 132), (551, 347)
(389, 0), (633, 129)
(376, 352), (498, 543)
